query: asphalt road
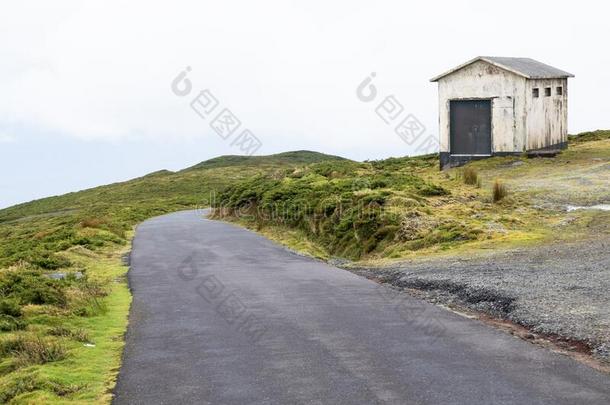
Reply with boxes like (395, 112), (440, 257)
(113, 210), (610, 404)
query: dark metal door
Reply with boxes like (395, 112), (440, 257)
(450, 100), (491, 155)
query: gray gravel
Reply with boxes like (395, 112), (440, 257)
(351, 238), (610, 363)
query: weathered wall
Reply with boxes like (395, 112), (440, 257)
(437, 60), (527, 153)
(525, 78), (568, 150)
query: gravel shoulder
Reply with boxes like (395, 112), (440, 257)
(349, 236), (610, 365)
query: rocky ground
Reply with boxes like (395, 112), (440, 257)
(348, 236), (610, 364)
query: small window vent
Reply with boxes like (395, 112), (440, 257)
(532, 88), (539, 98)
(545, 87), (552, 97)
(556, 86), (563, 96)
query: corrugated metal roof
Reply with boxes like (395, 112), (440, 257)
(430, 56), (575, 82)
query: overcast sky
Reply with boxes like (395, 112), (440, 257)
(1, 0), (609, 208)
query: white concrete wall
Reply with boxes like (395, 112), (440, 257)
(525, 78), (568, 150)
(437, 60), (527, 154)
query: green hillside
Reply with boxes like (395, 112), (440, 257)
(214, 133), (610, 262)
(1, 133), (609, 402)
(0, 150), (346, 403)
(183, 150), (347, 171)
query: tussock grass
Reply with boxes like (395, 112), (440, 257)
(1, 335), (67, 367)
(492, 180), (508, 203)
(462, 166), (481, 187)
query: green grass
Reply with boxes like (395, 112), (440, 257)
(0, 151), (343, 403)
(184, 150), (346, 171)
(212, 154), (462, 259)
(0, 246), (131, 403)
(568, 129), (610, 144)
(214, 134), (610, 263)
(1, 137), (609, 401)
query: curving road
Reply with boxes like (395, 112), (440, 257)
(113, 210), (610, 404)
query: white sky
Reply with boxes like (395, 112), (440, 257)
(1, 0), (609, 207)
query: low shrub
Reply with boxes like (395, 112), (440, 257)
(0, 335), (68, 367)
(0, 373), (83, 403)
(29, 252), (71, 270)
(48, 326), (90, 342)
(0, 270), (67, 306)
(213, 158), (450, 259)
(569, 129), (610, 144)
(0, 298), (23, 317)
(71, 296), (107, 317)
(0, 299), (26, 331)
(0, 315), (27, 331)
(0, 374), (43, 403)
(80, 279), (108, 298)
(417, 183), (448, 196)
(80, 218), (105, 228)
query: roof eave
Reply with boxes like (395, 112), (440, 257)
(430, 57), (530, 82)
(529, 73), (575, 79)
(430, 57), (575, 82)
(429, 57), (483, 82)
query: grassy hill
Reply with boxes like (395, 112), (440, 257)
(0, 151), (347, 266)
(1, 133), (609, 402)
(183, 150), (347, 171)
(0, 150), (346, 403)
(214, 131), (610, 262)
